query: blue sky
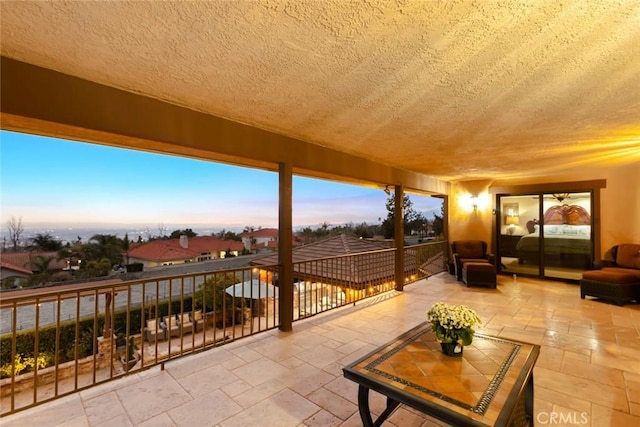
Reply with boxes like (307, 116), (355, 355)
(0, 130), (442, 232)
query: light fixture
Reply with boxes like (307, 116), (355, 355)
(383, 185), (391, 195)
(470, 195), (479, 212)
(553, 193), (570, 202)
(506, 215), (519, 235)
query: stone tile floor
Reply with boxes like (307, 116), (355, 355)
(1, 272), (639, 426)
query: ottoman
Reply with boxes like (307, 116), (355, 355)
(580, 270), (640, 306)
(462, 262), (497, 288)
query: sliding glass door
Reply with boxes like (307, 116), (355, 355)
(541, 192), (593, 280)
(497, 192), (593, 281)
(499, 195), (540, 277)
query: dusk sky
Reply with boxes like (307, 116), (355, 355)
(0, 130), (442, 235)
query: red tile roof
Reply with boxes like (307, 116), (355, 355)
(0, 251), (66, 272)
(128, 236), (244, 262)
(240, 228), (278, 238)
(0, 260), (33, 275)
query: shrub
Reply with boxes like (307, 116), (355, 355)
(0, 353), (49, 379)
(194, 273), (240, 313)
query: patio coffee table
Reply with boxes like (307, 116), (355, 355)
(343, 322), (539, 426)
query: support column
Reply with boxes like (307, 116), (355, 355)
(97, 335), (117, 369)
(278, 162), (293, 332)
(394, 184), (405, 291)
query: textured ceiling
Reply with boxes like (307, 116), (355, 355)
(1, 0), (639, 182)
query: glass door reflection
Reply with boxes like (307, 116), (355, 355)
(542, 192), (593, 281)
(499, 195), (540, 277)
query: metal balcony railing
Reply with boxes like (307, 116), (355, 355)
(0, 240), (447, 416)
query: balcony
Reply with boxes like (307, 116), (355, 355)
(0, 243), (447, 416)
(2, 248), (640, 425)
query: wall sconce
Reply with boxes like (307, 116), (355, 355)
(470, 195), (479, 212)
(460, 192), (487, 214)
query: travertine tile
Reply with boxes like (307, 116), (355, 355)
(591, 402), (640, 427)
(167, 389), (242, 426)
(116, 373), (192, 424)
(560, 358), (625, 388)
(220, 389), (320, 427)
(535, 367), (629, 412)
(84, 391), (127, 425)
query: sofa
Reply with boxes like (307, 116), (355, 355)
(144, 318), (167, 343)
(580, 243), (640, 306)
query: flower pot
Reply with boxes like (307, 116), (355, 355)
(120, 357), (138, 370)
(440, 342), (463, 357)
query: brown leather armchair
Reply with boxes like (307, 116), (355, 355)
(451, 240), (494, 281)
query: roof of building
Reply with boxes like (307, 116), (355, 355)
(240, 228), (279, 239)
(0, 260), (33, 275)
(250, 234), (414, 287)
(128, 236), (244, 262)
(0, 251), (66, 272)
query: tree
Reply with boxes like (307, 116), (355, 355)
(157, 224), (168, 239)
(26, 233), (63, 252)
(407, 212), (429, 237)
(432, 204), (444, 237)
(85, 258), (112, 277)
(27, 254), (54, 272)
(26, 255), (54, 286)
(7, 216), (24, 252)
(122, 233), (131, 265)
(353, 222), (375, 238)
(381, 194), (419, 239)
(85, 234), (124, 266)
(223, 230), (241, 241)
(194, 273), (240, 313)
(169, 228), (197, 239)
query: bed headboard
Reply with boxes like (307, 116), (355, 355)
(526, 219), (539, 233)
(543, 205), (591, 225)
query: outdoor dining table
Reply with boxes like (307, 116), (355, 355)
(343, 321), (540, 426)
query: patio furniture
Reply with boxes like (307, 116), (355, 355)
(462, 262), (497, 288)
(343, 321), (540, 427)
(580, 243), (640, 306)
(144, 318), (167, 343)
(163, 315), (180, 338)
(178, 312), (193, 335)
(451, 240), (494, 281)
(193, 310), (206, 332)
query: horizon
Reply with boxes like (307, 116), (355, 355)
(0, 130), (443, 242)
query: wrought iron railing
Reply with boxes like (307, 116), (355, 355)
(0, 240), (447, 415)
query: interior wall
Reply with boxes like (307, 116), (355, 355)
(593, 163), (640, 256)
(448, 180), (493, 249)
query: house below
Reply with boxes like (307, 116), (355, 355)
(239, 228), (279, 253)
(127, 235), (245, 269)
(0, 260), (33, 288)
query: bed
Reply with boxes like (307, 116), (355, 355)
(516, 204), (592, 268)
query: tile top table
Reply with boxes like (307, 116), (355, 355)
(343, 321), (540, 427)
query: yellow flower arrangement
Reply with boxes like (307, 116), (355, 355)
(427, 302), (481, 346)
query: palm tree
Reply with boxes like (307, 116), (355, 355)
(85, 234), (124, 266)
(26, 233), (63, 252)
(26, 255), (54, 286)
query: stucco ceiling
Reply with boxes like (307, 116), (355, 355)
(1, 0), (639, 182)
